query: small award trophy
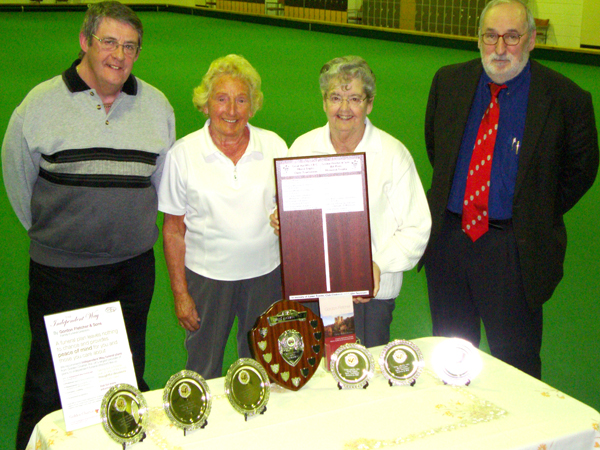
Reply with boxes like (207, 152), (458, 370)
(431, 338), (483, 386)
(224, 358), (271, 421)
(379, 340), (425, 387)
(163, 370), (211, 435)
(330, 343), (375, 389)
(100, 384), (148, 449)
(250, 299), (324, 391)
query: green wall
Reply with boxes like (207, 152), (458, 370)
(0, 10), (599, 450)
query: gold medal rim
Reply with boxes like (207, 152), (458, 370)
(329, 343), (374, 389)
(379, 339), (424, 386)
(162, 370), (212, 429)
(224, 358), (271, 415)
(100, 383), (148, 445)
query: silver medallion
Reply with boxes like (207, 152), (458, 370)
(431, 338), (483, 385)
(278, 329), (304, 367)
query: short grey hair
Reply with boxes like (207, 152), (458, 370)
(479, 0), (536, 35)
(192, 54), (263, 116)
(79, 1), (143, 59)
(319, 56), (376, 100)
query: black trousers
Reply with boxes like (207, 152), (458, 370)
(425, 212), (543, 379)
(353, 297), (396, 348)
(16, 250), (154, 450)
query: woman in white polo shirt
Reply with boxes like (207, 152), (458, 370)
(159, 55), (287, 379)
(272, 56), (431, 348)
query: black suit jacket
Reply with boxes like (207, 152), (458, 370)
(423, 58), (599, 309)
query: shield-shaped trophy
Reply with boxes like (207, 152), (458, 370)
(250, 299), (324, 391)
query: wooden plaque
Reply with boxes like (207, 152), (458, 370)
(250, 300), (324, 391)
(274, 153), (374, 301)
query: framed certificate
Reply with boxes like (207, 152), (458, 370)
(275, 153), (374, 301)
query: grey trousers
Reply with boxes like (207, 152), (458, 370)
(184, 266), (282, 379)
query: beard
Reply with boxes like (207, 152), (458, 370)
(481, 48), (530, 84)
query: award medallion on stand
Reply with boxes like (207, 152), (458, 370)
(163, 370), (211, 435)
(225, 358), (271, 421)
(250, 299), (324, 391)
(379, 340), (424, 387)
(432, 338), (483, 386)
(100, 384), (148, 448)
(330, 343), (374, 389)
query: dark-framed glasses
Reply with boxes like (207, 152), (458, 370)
(92, 34), (140, 57)
(481, 32), (525, 46)
(326, 94), (368, 107)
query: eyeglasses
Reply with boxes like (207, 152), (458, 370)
(481, 32), (526, 46)
(92, 34), (140, 57)
(326, 94), (368, 107)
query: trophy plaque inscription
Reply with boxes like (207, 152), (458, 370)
(163, 370), (211, 435)
(225, 358), (270, 420)
(379, 339), (424, 387)
(250, 299), (324, 391)
(330, 343), (374, 389)
(100, 384), (148, 448)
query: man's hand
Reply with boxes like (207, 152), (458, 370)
(174, 292), (200, 331)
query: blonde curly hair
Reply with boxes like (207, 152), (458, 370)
(193, 54), (263, 116)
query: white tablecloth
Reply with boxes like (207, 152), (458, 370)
(27, 337), (600, 450)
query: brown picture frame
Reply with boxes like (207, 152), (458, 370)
(274, 153), (374, 301)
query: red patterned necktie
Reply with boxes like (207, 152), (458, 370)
(462, 82), (507, 242)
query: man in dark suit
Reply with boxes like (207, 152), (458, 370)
(422, 0), (598, 378)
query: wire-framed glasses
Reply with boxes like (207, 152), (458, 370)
(326, 94), (368, 107)
(481, 32), (526, 46)
(91, 34), (140, 57)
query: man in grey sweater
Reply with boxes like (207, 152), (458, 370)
(1, 2), (175, 448)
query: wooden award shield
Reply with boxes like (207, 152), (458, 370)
(250, 300), (324, 391)
(274, 153), (374, 301)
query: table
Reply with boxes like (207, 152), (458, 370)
(26, 337), (600, 450)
